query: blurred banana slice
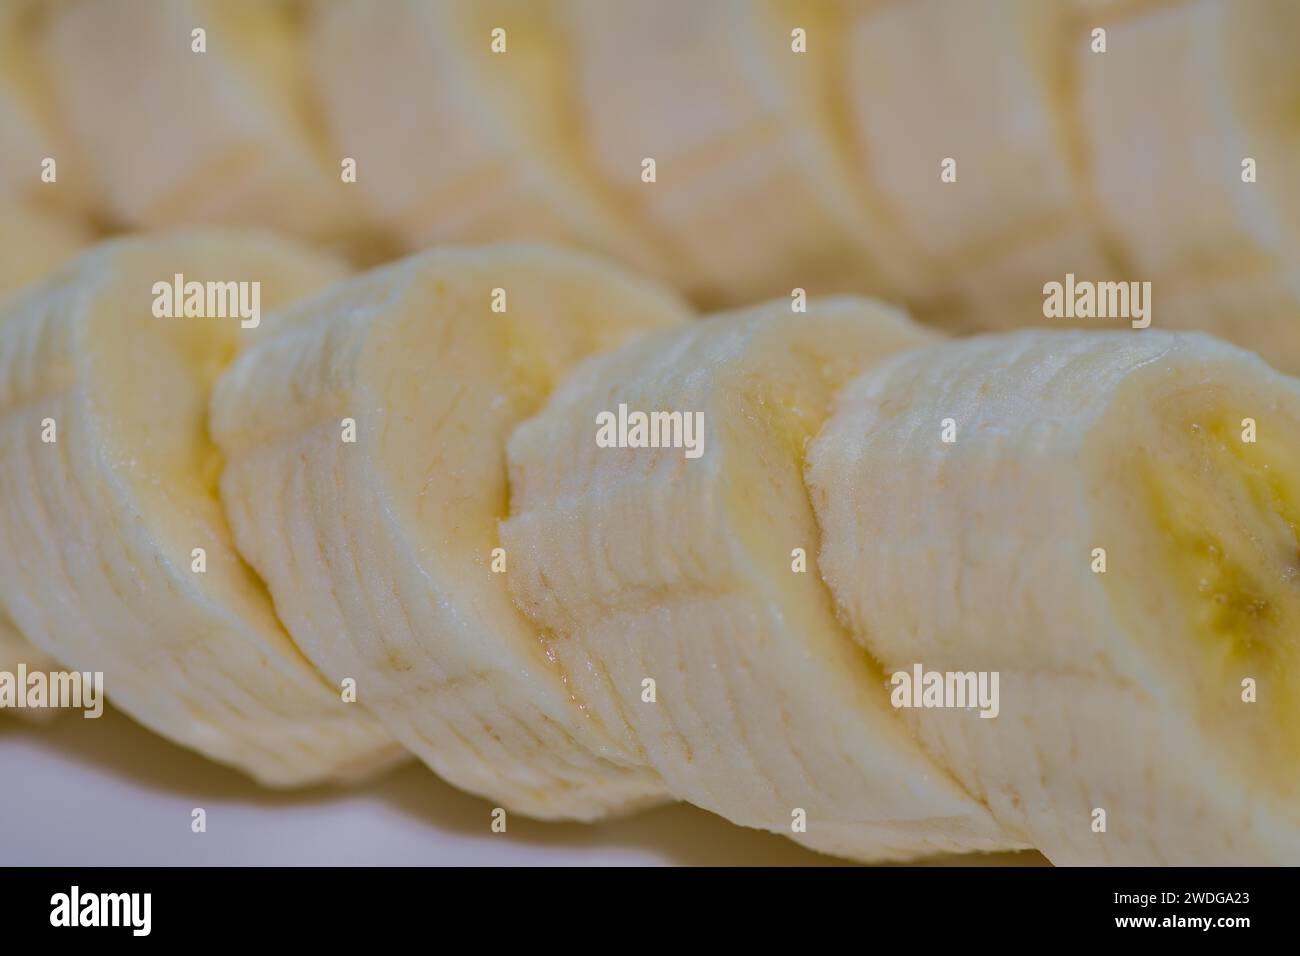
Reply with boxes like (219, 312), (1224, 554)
(561, 0), (913, 309)
(307, 0), (663, 276)
(0, 0), (91, 215)
(212, 244), (687, 819)
(40, 0), (358, 245)
(1078, 0), (1300, 371)
(501, 298), (1019, 860)
(844, 0), (1131, 331)
(808, 329), (1300, 864)
(0, 6), (50, 205)
(0, 231), (405, 784)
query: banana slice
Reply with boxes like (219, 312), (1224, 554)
(1078, 0), (1300, 371)
(211, 244), (688, 819)
(501, 298), (1018, 860)
(40, 0), (358, 244)
(0, 6), (49, 206)
(306, 0), (662, 276)
(845, 0), (1130, 330)
(0, 199), (88, 718)
(808, 329), (1300, 864)
(560, 0), (913, 309)
(0, 231), (405, 784)
(0, 0), (91, 214)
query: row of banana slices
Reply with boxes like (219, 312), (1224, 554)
(3, 216), (1300, 865)
(1, 0), (1298, 367)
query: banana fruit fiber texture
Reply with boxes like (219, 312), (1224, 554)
(2, 0), (1294, 371)
(1, 0), (1299, 866)
(5, 231), (1300, 864)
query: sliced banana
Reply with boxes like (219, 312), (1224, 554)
(560, 0), (913, 309)
(501, 298), (1018, 860)
(211, 244), (688, 819)
(0, 199), (88, 718)
(808, 329), (1300, 864)
(306, 0), (662, 276)
(0, 231), (405, 784)
(845, 0), (1131, 330)
(0, 4), (95, 220)
(40, 0), (357, 244)
(0, 5), (49, 206)
(1078, 0), (1300, 370)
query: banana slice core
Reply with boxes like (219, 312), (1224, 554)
(1104, 372), (1300, 792)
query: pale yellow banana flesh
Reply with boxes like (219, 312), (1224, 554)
(0, 202), (90, 306)
(0, 197), (88, 720)
(2, 224), (1298, 862)
(1077, 0), (1300, 370)
(0, 33), (51, 209)
(843, 0), (1128, 332)
(211, 244), (688, 819)
(808, 329), (1300, 863)
(0, 0), (92, 214)
(40, 0), (356, 244)
(306, 0), (663, 277)
(0, 231), (405, 784)
(4, 0), (1297, 373)
(501, 299), (1024, 861)
(560, 0), (912, 309)
(1080, 0), (1300, 275)
(0, 0), (1297, 866)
